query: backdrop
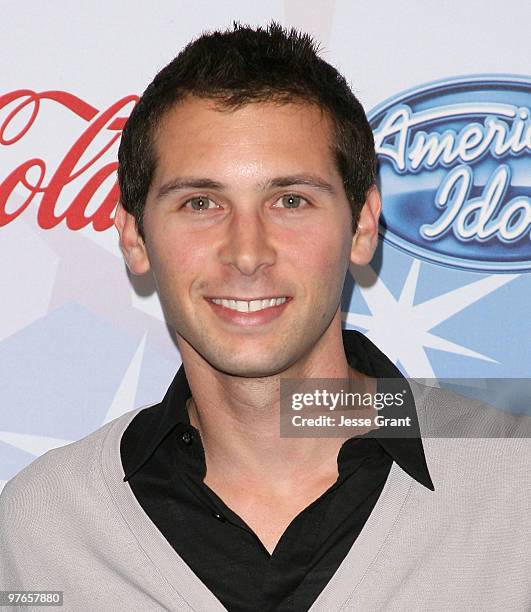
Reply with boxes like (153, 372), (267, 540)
(1, 0), (530, 492)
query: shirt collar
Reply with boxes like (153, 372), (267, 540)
(122, 329), (434, 491)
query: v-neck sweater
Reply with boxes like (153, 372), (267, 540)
(1, 381), (529, 611)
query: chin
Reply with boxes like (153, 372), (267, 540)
(178, 328), (301, 377)
(217, 361), (281, 379)
(207, 352), (289, 379)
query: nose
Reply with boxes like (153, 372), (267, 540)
(218, 208), (276, 276)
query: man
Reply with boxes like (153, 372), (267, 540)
(1, 23), (529, 612)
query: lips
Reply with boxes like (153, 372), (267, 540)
(205, 296), (292, 326)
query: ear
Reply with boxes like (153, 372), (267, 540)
(350, 186), (381, 266)
(114, 202), (151, 275)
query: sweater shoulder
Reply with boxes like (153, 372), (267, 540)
(0, 407), (144, 526)
(410, 380), (531, 440)
(410, 380), (530, 493)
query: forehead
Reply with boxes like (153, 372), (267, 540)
(151, 96), (339, 180)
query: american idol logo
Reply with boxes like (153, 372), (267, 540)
(369, 76), (531, 272)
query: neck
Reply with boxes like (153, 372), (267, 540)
(177, 318), (375, 493)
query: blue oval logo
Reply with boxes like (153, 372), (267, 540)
(368, 75), (531, 272)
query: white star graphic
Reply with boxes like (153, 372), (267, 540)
(343, 259), (519, 377)
(103, 333), (148, 424)
(0, 334), (148, 494)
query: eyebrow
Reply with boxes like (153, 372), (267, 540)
(155, 174), (337, 200)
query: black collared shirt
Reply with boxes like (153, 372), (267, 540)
(121, 330), (433, 611)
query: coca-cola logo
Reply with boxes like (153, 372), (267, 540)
(369, 75), (531, 272)
(0, 90), (137, 230)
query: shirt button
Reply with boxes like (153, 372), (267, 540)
(181, 431), (193, 445)
(212, 512), (226, 522)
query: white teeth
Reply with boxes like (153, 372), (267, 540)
(211, 297), (288, 312)
(249, 300), (263, 312)
(236, 300), (248, 312)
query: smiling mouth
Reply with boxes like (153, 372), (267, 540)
(207, 297), (290, 313)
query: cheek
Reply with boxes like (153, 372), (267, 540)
(146, 229), (207, 296)
(288, 225), (351, 280)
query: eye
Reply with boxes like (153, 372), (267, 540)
(184, 196), (217, 212)
(275, 194), (308, 209)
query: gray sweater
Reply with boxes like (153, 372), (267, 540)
(1, 382), (530, 611)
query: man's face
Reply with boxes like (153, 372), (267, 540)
(119, 97), (378, 377)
